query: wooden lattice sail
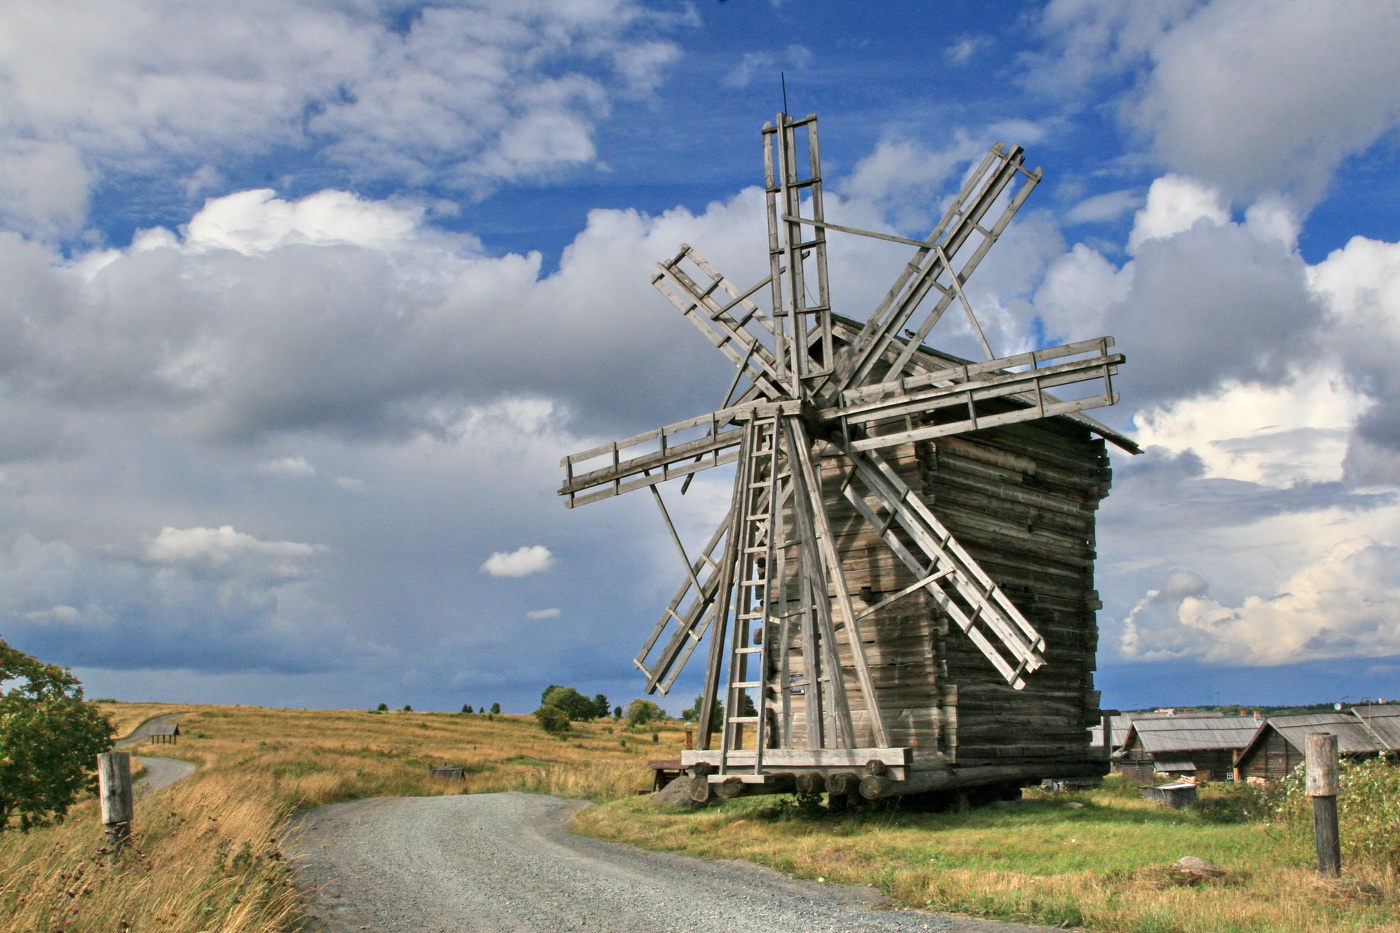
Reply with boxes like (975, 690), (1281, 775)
(560, 113), (1136, 801)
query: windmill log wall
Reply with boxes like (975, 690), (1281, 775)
(773, 412), (1111, 792)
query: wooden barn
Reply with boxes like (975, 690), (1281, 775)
(1235, 710), (1395, 783)
(1115, 714), (1259, 783)
(562, 112), (1133, 802)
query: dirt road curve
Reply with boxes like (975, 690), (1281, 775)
(286, 793), (1058, 933)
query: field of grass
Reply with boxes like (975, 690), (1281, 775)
(3, 701), (1395, 933)
(0, 701), (686, 933)
(573, 777), (1399, 933)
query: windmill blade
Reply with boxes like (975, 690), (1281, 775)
(839, 444), (1045, 690)
(834, 144), (1041, 393)
(635, 512), (731, 695)
(653, 245), (787, 397)
(832, 338), (1123, 452)
(559, 399), (800, 508)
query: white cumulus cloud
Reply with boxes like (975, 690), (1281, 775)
(481, 545), (555, 578)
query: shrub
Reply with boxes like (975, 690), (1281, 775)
(490, 702), (501, 715)
(534, 705), (571, 735)
(1265, 753), (1400, 873)
(626, 699), (662, 727)
(541, 686), (597, 722)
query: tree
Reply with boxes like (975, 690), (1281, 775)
(490, 702), (501, 715)
(613, 705), (623, 719)
(541, 686), (596, 722)
(533, 705), (570, 735)
(402, 704), (413, 712)
(376, 702), (388, 711)
(593, 693), (610, 720)
(680, 694), (722, 732)
(626, 699), (662, 727)
(461, 704), (473, 714)
(0, 638), (114, 832)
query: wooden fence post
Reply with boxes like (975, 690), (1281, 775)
(1305, 732), (1341, 878)
(97, 752), (133, 867)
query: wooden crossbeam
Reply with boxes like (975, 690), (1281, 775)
(830, 343), (1123, 451)
(560, 400), (801, 508)
(653, 245), (786, 396)
(833, 144), (1040, 393)
(635, 512), (731, 695)
(839, 445), (1045, 689)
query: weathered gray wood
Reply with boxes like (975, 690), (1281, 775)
(97, 752), (133, 825)
(682, 747), (911, 769)
(1306, 732), (1341, 877)
(559, 112), (1121, 800)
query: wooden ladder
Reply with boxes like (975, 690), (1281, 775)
(718, 413), (785, 775)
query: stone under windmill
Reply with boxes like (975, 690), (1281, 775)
(560, 113), (1137, 803)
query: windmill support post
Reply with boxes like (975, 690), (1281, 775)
(97, 752), (133, 866)
(1306, 732), (1341, 878)
(561, 112), (1135, 803)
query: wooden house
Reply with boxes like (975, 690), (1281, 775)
(1235, 710), (1395, 782)
(1115, 714), (1259, 783)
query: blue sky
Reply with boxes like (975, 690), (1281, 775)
(0, 0), (1397, 714)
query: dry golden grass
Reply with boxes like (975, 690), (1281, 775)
(572, 784), (1400, 933)
(2, 702), (688, 933)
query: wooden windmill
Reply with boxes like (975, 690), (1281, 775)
(561, 113), (1136, 801)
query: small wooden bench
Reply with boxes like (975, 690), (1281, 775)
(646, 759), (685, 792)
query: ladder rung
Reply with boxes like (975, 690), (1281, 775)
(730, 681), (762, 689)
(734, 646), (763, 655)
(726, 715), (760, 724)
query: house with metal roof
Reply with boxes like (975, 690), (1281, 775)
(1114, 713), (1260, 783)
(1235, 709), (1395, 782)
(1351, 705), (1400, 749)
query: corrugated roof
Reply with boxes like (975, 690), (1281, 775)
(1153, 756), (1197, 772)
(1128, 716), (1260, 753)
(1351, 706), (1400, 750)
(1261, 711), (1383, 755)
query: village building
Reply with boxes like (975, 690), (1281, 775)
(1234, 708), (1396, 783)
(1114, 713), (1259, 783)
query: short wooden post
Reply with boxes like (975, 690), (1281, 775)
(97, 752), (133, 866)
(1305, 732), (1341, 878)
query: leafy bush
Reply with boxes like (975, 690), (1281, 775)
(1265, 753), (1400, 873)
(0, 639), (115, 831)
(533, 705), (570, 735)
(541, 686), (597, 722)
(626, 699), (662, 727)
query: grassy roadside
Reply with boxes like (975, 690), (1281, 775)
(571, 778), (1398, 933)
(0, 701), (684, 933)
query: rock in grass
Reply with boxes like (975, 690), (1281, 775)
(1172, 856), (1225, 883)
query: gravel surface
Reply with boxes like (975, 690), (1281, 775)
(135, 756), (196, 791)
(285, 792), (1062, 933)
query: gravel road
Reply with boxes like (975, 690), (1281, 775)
(113, 712), (183, 748)
(286, 792), (1060, 933)
(135, 756), (196, 791)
